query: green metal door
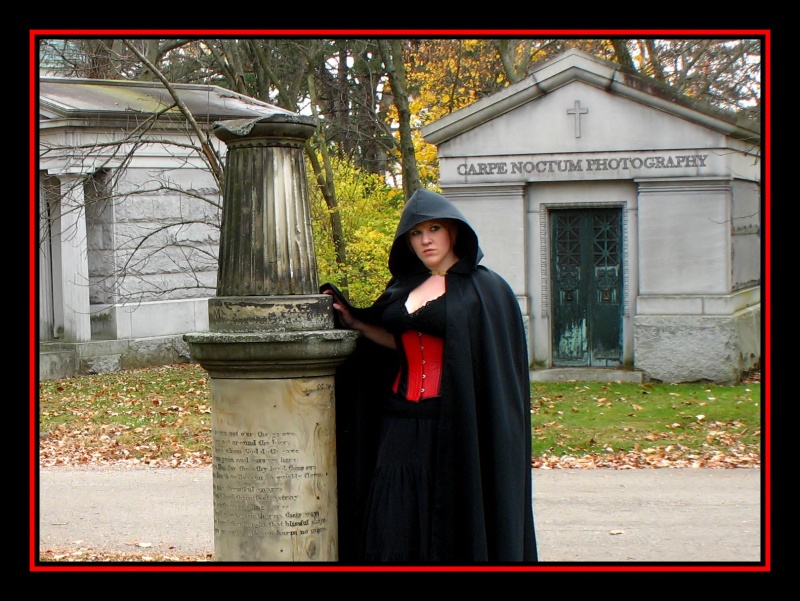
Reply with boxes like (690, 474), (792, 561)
(551, 208), (623, 367)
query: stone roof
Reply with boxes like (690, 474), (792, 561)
(422, 49), (760, 146)
(39, 77), (296, 125)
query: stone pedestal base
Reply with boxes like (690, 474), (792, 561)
(185, 305), (359, 562)
(211, 376), (337, 561)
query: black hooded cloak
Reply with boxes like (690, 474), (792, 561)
(322, 189), (537, 563)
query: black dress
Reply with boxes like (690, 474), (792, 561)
(360, 293), (446, 562)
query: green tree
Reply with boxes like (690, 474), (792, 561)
(310, 156), (403, 306)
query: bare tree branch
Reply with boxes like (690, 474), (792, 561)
(121, 39), (225, 186)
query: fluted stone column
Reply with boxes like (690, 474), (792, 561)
(185, 114), (357, 562)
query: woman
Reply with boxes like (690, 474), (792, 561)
(322, 188), (537, 563)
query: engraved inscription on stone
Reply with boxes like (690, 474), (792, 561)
(209, 377), (337, 561)
(212, 429), (328, 538)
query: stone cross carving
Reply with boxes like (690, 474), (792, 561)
(567, 100), (588, 138)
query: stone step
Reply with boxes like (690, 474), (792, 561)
(38, 347), (77, 380)
(530, 368), (644, 383)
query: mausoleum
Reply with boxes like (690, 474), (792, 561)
(38, 78), (291, 378)
(421, 49), (761, 383)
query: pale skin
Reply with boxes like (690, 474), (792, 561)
(324, 219), (459, 350)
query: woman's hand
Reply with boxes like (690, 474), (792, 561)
(322, 289), (396, 349)
(323, 289), (357, 329)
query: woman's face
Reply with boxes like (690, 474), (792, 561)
(408, 220), (458, 272)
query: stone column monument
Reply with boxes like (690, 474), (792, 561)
(185, 113), (358, 562)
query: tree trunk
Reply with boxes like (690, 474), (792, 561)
(379, 39), (420, 200)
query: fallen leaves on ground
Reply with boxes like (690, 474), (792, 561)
(532, 446), (760, 469)
(38, 429), (212, 468)
(38, 548), (214, 563)
(40, 434), (760, 470)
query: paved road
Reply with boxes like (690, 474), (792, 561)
(37, 466), (763, 564)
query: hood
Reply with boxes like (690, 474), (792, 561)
(388, 189), (484, 278)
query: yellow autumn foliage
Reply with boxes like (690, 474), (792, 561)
(310, 156), (404, 306)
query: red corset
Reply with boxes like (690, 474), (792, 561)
(392, 330), (444, 402)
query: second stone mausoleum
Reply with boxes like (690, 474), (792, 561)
(422, 49), (761, 384)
